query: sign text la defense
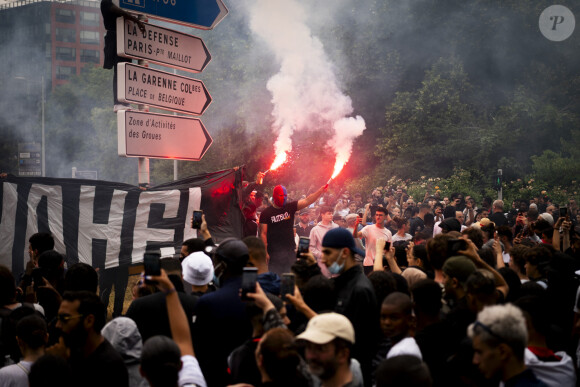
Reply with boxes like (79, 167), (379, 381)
(116, 17), (211, 73)
(118, 63), (212, 116)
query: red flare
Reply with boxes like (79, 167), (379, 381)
(269, 151), (288, 171)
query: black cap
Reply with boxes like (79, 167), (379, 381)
(322, 228), (365, 257)
(440, 218), (461, 232)
(214, 238), (249, 271)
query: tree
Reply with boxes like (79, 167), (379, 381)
(376, 57), (481, 179)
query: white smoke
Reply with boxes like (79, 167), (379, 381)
(247, 0), (365, 171)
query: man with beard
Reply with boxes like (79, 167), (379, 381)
(259, 183), (328, 275)
(48, 291), (128, 387)
(297, 312), (362, 387)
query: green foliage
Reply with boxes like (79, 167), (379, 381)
(531, 150), (580, 188)
(377, 57), (479, 179)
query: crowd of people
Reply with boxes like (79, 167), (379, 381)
(1, 174), (580, 387)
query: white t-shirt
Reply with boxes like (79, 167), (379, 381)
(386, 337), (422, 360)
(361, 224), (392, 266)
(179, 355), (207, 387)
(392, 233), (412, 242)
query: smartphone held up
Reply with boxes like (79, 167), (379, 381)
(241, 267), (258, 301)
(280, 273), (295, 301)
(297, 236), (310, 258)
(144, 251), (161, 284)
(192, 210), (203, 229)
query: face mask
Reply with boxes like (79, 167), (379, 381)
(273, 185), (287, 207)
(328, 249), (345, 275)
(213, 261), (226, 287)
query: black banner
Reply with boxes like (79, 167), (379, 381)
(0, 169), (243, 276)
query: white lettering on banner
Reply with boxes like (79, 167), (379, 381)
(77, 186), (128, 268)
(0, 183), (18, 268)
(132, 189), (181, 260)
(25, 184), (65, 259)
(0, 179), (204, 270)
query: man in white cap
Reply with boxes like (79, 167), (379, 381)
(181, 251), (215, 297)
(297, 312), (363, 387)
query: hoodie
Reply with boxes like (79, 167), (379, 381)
(101, 317), (148, 387)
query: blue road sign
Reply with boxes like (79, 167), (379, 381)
(113, 0), (228, 30)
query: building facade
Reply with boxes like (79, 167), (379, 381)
(0, 0), (105, 91)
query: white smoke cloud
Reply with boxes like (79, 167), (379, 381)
(248, 0), (365, 172)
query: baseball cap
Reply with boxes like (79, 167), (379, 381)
(214, 238), (250, 270)
(296, 312), (355, 344)
(182, 251), (214, 286)
(322, 228), (365, 257)
(442, 256), (477, 285)
(299, 208), (310, 215)
(345, 213), (358, 223)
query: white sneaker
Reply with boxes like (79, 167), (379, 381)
(113, 103), (131, 112)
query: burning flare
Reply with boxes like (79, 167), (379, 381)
(327, 115), (366, 180)
(249, 0), (366, 181)
(269, 151), (288, 171)
(331, 157), (348, 180)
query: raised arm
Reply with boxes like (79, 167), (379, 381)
(297, 185), (328, 211)
(458, 240), (509, 300)
(150, 269), (193, 356)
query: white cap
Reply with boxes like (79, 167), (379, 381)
(181, 251), (214, 286)
(539, 212), (554, 226)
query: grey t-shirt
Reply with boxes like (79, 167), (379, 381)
(0, 360), (33, 387)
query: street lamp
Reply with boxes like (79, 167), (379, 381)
(14, 75), (45, 177)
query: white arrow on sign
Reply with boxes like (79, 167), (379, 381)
(116, 17), (211, 73)
(118, 63), (212, 116)
(117, 110), (212, 161)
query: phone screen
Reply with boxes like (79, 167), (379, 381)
(560, 207), (568, 217)
(241, 267), (258, 300)
(280, 273), (295, 301)
(192, 210), (203, 229)
(297, 237), (310, 258)
(383, 241), (391, 251)
(144, 251), (161, 284)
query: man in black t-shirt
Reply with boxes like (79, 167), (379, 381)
(259, 184), (327, 275)
(49, 291), (128, 387)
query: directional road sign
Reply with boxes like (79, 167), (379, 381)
(116, 17), (211, 73)
(113, 0), (228, 30)
(117, 110), (212, 160)
(118, 63), (212, 115)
